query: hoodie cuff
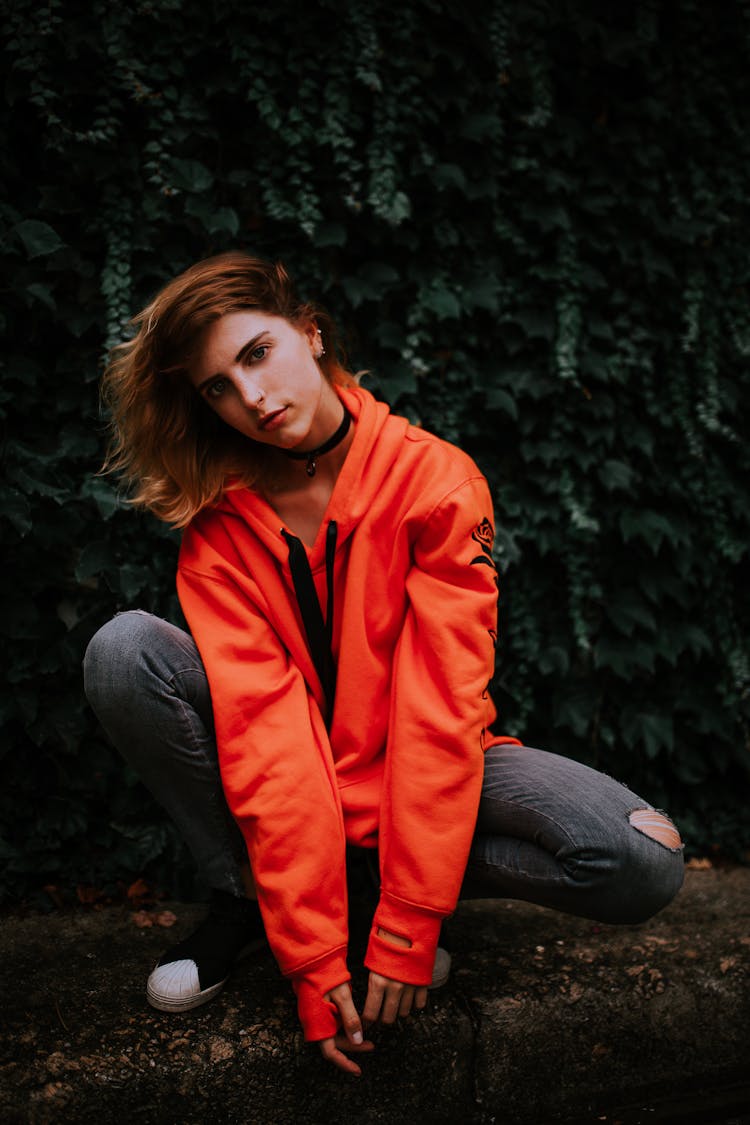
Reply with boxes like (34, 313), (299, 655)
(290, 950), (351, 1042)
(364, 893), (444, 986)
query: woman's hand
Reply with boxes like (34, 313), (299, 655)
(362, 973), (429, 1026)
(318, 982), (375, 1076)
(362, 927), (429, 1027)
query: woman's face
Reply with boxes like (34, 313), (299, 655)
(188, 310), (340, 450)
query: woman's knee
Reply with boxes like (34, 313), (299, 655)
(603, 808), (685, 924)
(83, 610), (173, 711)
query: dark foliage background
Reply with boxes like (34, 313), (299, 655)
(1, 0), (749, 904)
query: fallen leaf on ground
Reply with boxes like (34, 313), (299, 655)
(132, 911), (153, 928)
(155, 911), (177, 927)
(43, 885), (64, 909)
(76, 886), (101, 905)
(127, 878), (152, 902)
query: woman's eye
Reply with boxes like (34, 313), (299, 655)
(206, 379), (227, 398)
(250, 345), (269, 362)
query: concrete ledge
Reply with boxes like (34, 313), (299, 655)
(1, 867), (748, 1124)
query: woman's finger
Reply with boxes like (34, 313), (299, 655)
(362, 972), (386, 1027)
(333, 1033), (375, 1054)
(327, 981), (364, 1045)
(319, 1037), (363, 1077)
(415, 986), (429, 1010)
(379, 982), (403, 1026)
(398, 985), (415, 1019)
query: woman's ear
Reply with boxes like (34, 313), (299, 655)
(306, 320), (325, 359)
(302, 319), (319, 351)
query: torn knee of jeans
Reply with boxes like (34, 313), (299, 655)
(629, 808), (683, 851)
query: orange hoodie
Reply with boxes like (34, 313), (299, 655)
(176, 384), (521, 1041)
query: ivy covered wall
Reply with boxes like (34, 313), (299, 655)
(1, 0), (748, 902)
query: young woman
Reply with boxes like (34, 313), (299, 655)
(84, 251), (684, 1076)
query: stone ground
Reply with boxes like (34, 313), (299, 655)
(0, 866), (748, 1125)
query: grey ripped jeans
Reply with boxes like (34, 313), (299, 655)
(83, 611), (684, 924)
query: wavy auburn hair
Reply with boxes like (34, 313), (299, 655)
(101, 251), (357, 527)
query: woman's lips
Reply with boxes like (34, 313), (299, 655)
(258, 407), (288, 432)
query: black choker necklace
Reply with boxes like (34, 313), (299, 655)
(282, 408), (352, 477)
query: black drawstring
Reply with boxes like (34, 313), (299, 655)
(325, 522), (336, 649)
(282, 522), (338, 720)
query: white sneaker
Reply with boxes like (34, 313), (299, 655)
(429, 946), (452, 989)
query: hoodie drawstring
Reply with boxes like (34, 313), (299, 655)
(281, 522), (338, 720)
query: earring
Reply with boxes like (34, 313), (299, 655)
(315, 329), (325, 358)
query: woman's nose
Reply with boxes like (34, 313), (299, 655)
(234, 370), (265, 408)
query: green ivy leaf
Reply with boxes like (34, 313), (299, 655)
(433, 163), (467, 191)
(486, 388), (519, 419)
(312, 222), (347, 247)
(538, 646), (570, 675)
(374, 368), (418, 403)
(117, 563), (153, 601)
(552, 683), (600, 738)
(75, 540), (117, 582)
(593, 637), (655, 677)
(169, 158), (214, 193)
(513, 308), (555, 340)
(184, 197), (239, 234)
(605, 594), (656, 636)
(7, 466), (68, 503)
(26, 283), (57, 311)
(464, 276), (501, 312)
(619, 510), (682, 552)
(597, 459), (636, 492)
(621, 708), (674, 758)
(422, 287), (461, 320)
(14, 219), (65, 259)
(344, 262), (401, 305)
(0, 487), (32, 536)
(79, 477), (123, 520)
